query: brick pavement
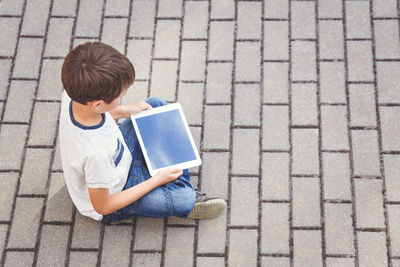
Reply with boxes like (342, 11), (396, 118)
(0, 0), (399, 266)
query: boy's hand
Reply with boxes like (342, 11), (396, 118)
(153, 168), (183, 186)
(122, 101), (152, 116)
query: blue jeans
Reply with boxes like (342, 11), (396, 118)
(102, 98), (196, 223)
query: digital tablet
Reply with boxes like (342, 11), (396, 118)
(130, 103), (202, 176)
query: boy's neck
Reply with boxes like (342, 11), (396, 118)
(71, 101), (104, 127)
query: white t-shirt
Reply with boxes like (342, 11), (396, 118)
(59, 91), (132, 221)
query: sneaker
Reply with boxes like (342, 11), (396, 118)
(187, 190), (226, 220)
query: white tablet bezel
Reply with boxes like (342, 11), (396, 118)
(130, 103), (202, 176)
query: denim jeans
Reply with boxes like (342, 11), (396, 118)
(102, 98), (196, 223)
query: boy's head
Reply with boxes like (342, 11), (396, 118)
(61, 42), (135, 105)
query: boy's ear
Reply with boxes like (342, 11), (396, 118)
(89, 100), (105, 112)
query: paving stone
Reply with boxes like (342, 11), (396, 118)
(132, 253), (161, 266)
(73, 38), (98, 48)
(232, 129), (260, 175)
(180, 41), (207, 81)
(235, 41), (261, 82)
(105, 0), (130, 16)
(4, 252), (34, 267)
(3, 80), (35, 123)
(291, 41), (317, 81)
(261, 203), (290, 254)
(377, 62), (400, 104)
(262, 257), (290, 267)
(197, 208), (227, 254)
(0, 124), (28, 170)
(45, 18), (74, 57)
(320, 62), (346, 104)
(69, 252), (98, 267)
(293, 178), (320, 227)
(164, 227), (194, 267)
(374, 20), (400, 59)
(351, 130), (381, 176)
(293, 230), (322, 266)
(71, 213), (101, 248)
(321, 106), (349, 150)
(0, 18), (19, 57)
(127, 39), (152, 80)
(234, 84), (260, 126)
(237, 2), (261, 40)
(0, 225), (6, 259)
(291, 83), (318, 126)
(0, 59), (11, 100)
(0, 102), (3, 118)
(76, 0), (103, 37)
(262, 153), (289, 200)
(158, 0), (182, 18)
(203, 105), (230, 149)
(388, 205), (400, 256)
(355, 179), (385, 228)
(21, 0), (50, 36)
(124, 81), (148, 104)
(201, 152), (229, 200)
(323, 152), (352, 200)
(264, 0), (288, 19)
(37, 59), (63, 101)
(372, 0), (398, 17)
(7, 197), (44, 248)
(228, 229), (257, 267)
(325, 258), (355, 267)
(263, 62), (289, 104)
(318, 0), (342, 18)
(52, 0), (77, 16)
(130, 0), (156, 38)
(291, 1), (316, 39)
(37, 225), (69, 267)
(168, 213), (195, 226)
(51, 138), (61, 170)
(149, 60), (178, 102)
(325, 203), (354, 255)
(154, 20), (180, 59)
(13, 38), (43, 79)
(28, 102), (60, 146)
(349, 84), (377, 127)
(347, 41), (374, 82)
(357, 232), (388, 266)
(0, 173), (18, 221)
(380, 107), (400, 151)
(183, 1), (208, 39)
(209, 21), (234, 61)
(0, 0), (24, 15)
(44, 173), (74, 222)
(101, 18), (128, 54)
(319, 20), (344, 60)
(134, 217), (163, 251)
(384, 155), (400, 201)
(292, 129), (319, 175)
(345, 1), (371, 39)
(231, 178), (258, 226)
(197, 257), (225, 267)
(394, 260), (400, 267)
(177, 82), (203, 125)
(210, 0), (235, 19)
(101, 225), (131, 266)
(206, 63), (232, 104)
(262, 105), (289, 150)
(264, 21), (289, 60)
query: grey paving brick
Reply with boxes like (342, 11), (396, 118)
(264, 21), (289, 60)
(71, 213), (101, 248)
(293, 178), (320, 227)
(228, 229), (257, 267)
(320, 62), (346, 104)
(45, 18), (74, 57)
(347, 41), (374, 82)
(373, 0), (398, 17)
(352, 130), (381, 176)
(210, 0), (235, 19)
(293, 230), (322, 266)
(377, 62), (400, 104)
(37, 225), (69, 267)
(0, 225), (6, 260)
(154, 20), (180, 59)
(0, 124), (28, 170)
(357, 232), (387, 266)
(262, 153), (289, 200)
(262, 105), (289, 150)
(21, 0), (50, 36)
(201, 152), (229, 200)
(325, 258), (355, 267)
(76, 0), (103, 37)
(180, 41), (207, 81)
(134, 217), (163, 251)
(0, 18), (19, 57)
(374, 20), (400, 59)
(127, 39), (152, 80)
(380, 107), (400, 151)
(292, 129), (319, 175)
(388, 205), (400, 256)
(325, 203), (354, 255)
(263, 62), (289, 104)
(203, 105), (230, 149)
(3, 80), (35, 123)
(232, 129), (260, 175)
(69, 252), (98, 267)
(124, 81), (148, 104)
(177, 82), (203, 125)
(262, 257), (290, 267)
(321, 106), (349, 150)
(44, 173), (74, 222)
(73, 38), (98, 48)
(101, 225), (131, 266)
(158, 0), (182, 18)
(0, 59), (11, 100)
(323, 152), (351, 200)
(132, 253), (161, 266)
(182, 1), (208, 39)
(345, 1), (371, 39)
(0, 102), (3, 118)
(13, 38), (43, 79)
(37, 59), (63, 101)
(130, 0), (156, 38)
(318, 0), (342, 18)
(384, 155), (400, 201)
(0, 0), (24, 15)
(235, 41), (261, 82)
(4, 252), (34, 267)
(355, 179), (385, 228)
(28, 102), (60, 146)
(264, 0), (288, 19)
(261, 203), (290, 254)
(7, 197), (44, 248)
(164, 227), (194, 267)
(319, 20), (344, 60)
(349, 84), (377, 127)
(149, 60), (178, 102)
(209, 21), (234, 61)
(197, 208), (227, 254)
(105, 0), (130, 16)
(291, 1), (316, 39)
(292, 41), (317, 81)
(237, 2), (261, 40)
(52, 0), (77, 16)
(394, 260), (400, 267)
(231, 177), (258, 226)
(101, 18), (128, 54)
(197, 257), (225, 267)
(234, 84), (260, 126)
(291, 83), (318, 126)
(0, 173), (18, 221)
(206, 63), (232, 104)
(168, 213), (195, 226)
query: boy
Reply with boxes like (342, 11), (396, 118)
(59, 42), (226, 223)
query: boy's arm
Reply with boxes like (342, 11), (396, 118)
(109, 101), (152, 120)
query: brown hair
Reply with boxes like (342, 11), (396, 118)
(61, 42), (135, 104)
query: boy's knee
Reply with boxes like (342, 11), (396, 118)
(146, 97), (167, 108)
(173, 188), (196, 217)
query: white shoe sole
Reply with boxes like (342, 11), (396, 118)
(187, 199), (226, 220)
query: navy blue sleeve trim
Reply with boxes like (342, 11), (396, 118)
(69, 101), (106, 130)
(114, 141), (124, 167)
